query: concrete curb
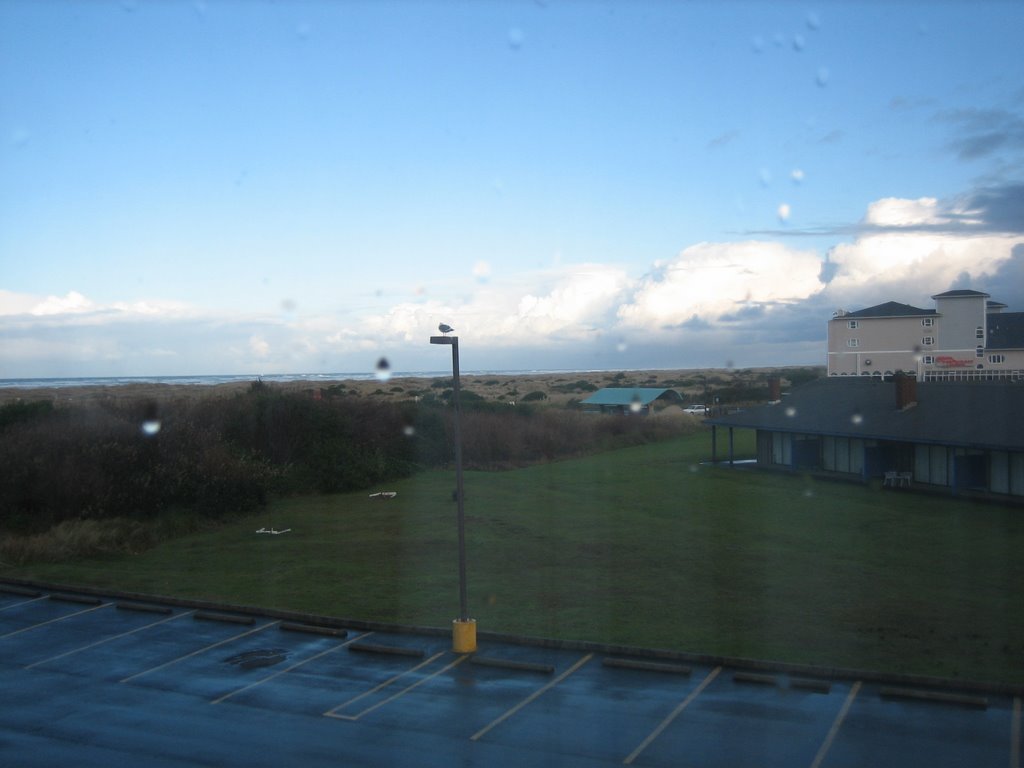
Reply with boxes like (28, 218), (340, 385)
(3, 576), (1022, 698)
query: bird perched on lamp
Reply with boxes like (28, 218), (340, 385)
(438, 323), (454, 335)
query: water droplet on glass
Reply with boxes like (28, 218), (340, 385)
(912, 344), (924, 362)
(806, 12), (821, 31)
(816, 67), (830, 87)
(759, 168), (772, 187)
(375, 357), (392, 382)
(751, 35), (766, 53)
(141, 420), (161, 436)
(777, 203), (791, 222)
(803, 488), (815, 498)
(403, 425), (415, 437)
(629, 394), (643, 413)
(850, 411), (864, 426)
(785, 406), (797, 418)
(792, 34), (806, 52)
(507, 27), (525, 51)
(790, 168), (805, 184)
(616, 340), (628, 353)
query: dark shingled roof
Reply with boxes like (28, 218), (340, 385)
(933, 289), (990, 299)
(839, 301), (936, 319)
(707, 378), (1024, 451)
(987, 312), (1024, 350)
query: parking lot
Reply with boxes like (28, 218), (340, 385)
(1, 581), (1020, 767)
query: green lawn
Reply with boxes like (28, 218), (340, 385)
(7, 430), (1024, 684)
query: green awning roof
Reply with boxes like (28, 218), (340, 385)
(580, 388), (682, 407)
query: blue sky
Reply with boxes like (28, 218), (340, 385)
(2, 0), (1023, 378)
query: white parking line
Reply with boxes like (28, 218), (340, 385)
(25, 610), (195, 669)
(211, 631), (372, 706)
(0, 595), (49, 613)
(0, 602), (113, 639)
(810, 681), (862, 768)
(470, 653), (594, 742)
(623, 665), (722, 765)
(326, 653), (468, 721)
(324, 650), (448, 718)
(120, 620), (278, 683)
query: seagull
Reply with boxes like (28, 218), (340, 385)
(438, 323), (454, 335)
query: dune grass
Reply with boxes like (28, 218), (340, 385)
(6, 430), (1023, 684)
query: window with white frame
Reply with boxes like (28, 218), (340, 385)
(847, 338), (859, 348)
(923, 355), (935, 364)
(976, 346), (984, 357)
(976, 326), (984, 339)
(847, 320), (859, 329)
(989, 354), (1006, 364)
(922, 336), (934, 346)
(922, 318), (934, 327)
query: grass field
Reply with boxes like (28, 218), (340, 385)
(6, 430), (1023, 685)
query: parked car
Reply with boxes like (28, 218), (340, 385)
(683, 405), (708, 415)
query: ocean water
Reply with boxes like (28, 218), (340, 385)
(0, 370), (596, 390)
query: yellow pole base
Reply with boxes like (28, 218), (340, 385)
(452, 618), (477, 653)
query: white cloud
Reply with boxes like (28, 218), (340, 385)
(863, 196), (939, 227)
(617, 241), (824, 331)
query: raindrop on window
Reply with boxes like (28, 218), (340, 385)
(792, 34), (806, 52)
(785, 406), (797, 418)
(850, 411), (864, 426)
(816, 67), (830, 87)
(777, 203), (792, 222)
(375, 357), (392, 382)
(507, 27), (525, 51)
(141, 420), (161, 436)
(403, 425), (415, 437)
(629, 394), (643, 413)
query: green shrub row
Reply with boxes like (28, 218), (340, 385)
(0, 385), (699, 534)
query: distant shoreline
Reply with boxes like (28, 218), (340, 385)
(0, 366), (824, 406)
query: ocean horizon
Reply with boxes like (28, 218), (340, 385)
(0, 369), (618, 390)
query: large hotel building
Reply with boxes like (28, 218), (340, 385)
(827, 289), (1024, 381)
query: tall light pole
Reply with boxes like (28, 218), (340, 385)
(429, 325), (475, 653)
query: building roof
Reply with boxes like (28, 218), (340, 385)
(987, 312), (1024, 350)
(933, 289), (991, 299)
(839, 301), (936, 319)
(580, 388), (682, 407)
(707, 378), (1024, 451)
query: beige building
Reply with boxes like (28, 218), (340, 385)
(827, 289), (1024, 381)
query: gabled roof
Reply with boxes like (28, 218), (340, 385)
(580, 388), (682, 407)
(987, 312), (1024, 350)
(707, 378), (1024, 451)
(839, 301), (936, 319)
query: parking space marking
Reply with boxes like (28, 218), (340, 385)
(0, 601), (113, 639)
(327, 653), (469, 721)
(119, 620), (279, 683)
(323, 650), (448, 718)
(25, 610), (195, 670)
(810, 680), (862, 768)
(1013, 697), (1021, 768)
(0, 595), (49, 613)
(623, 665), (722, 765)
(211, 631), (372, 706)
(470, 653), (594, 742)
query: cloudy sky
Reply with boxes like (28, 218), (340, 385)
(2, 1), (1023, 379)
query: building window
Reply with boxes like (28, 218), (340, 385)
(922, 336), (934, 346)
(976, 326), (984, 339)
(989, 354), (1006, 364)
(922, 318), (934, 327)
(847, 320), (859, 329)
(923, 355), (935, 365)
(976, 346), (984, 357)
(847, 338), (859, 348)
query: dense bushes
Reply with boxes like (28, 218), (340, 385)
(0, 386), (698, 536)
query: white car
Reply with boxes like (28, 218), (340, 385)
(683, 405), (708, 415)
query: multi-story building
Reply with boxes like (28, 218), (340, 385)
(827, 289), (1024, 381)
